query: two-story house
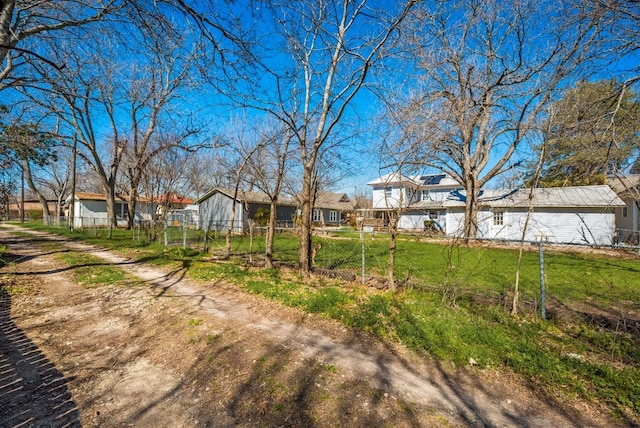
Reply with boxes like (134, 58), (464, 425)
(367, 172), (625, 245)
(367, 172), (461, 231)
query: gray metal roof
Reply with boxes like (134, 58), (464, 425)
(197, 188), (355, 211)
(426, 185), (626, 209)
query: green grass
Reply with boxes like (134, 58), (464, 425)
(13, 221), (640, 421)
(0, 243), (7, 268)
(55, 250), (135, 288)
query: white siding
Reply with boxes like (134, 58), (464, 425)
(73, 199), (155, 229)
(473, 208), (616, 245)
(398, 211), (446, 232)
(372, 186), (416, 209)
(445, 211), (466, 237)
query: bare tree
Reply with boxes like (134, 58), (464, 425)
(375, 131), (424, 291)
(0, 0), (122, 90)
(221, 0), (417, 274)
(243, 123), (294, 268)
(397, 0), (611, 240)
(37, 146), (74, 224)
(214, 122), (265, 259)
(115, 14), (201, 229)
(19, 5), (203, 234)
(183, 150), (225, 200)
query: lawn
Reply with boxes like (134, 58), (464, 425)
(9, 221), (640, 423)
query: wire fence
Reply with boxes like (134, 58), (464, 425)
(20, 215), (640, 335)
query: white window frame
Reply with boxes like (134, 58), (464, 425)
(422, 189), (430, 201)
(329, 210), (338, 223)
(493, 210), (504, 226)
(384, 187), (392, 198)
(313, 209), (322, 222)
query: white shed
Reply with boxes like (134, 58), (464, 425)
(66, 192), (156, 229)
(438, 186), (626, 245)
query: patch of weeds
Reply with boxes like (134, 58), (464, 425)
(324, 364), (338, 374)
(55, 251), (131, 288)
(189, 262), (248, 283)
(206, 333), (221, 345)
(245, 279), (300, 305)
(187, 317), (203, 327)
(344, 294), (394, 335)
(302, 286), (351, 317)
(166, 246), (203, 260)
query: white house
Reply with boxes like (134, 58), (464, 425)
(66, 192), (156, 229)
(367, 173), (626, 245)
(609, 175), (640, 244)
(367, 173), (461, 232)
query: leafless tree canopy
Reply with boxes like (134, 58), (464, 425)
(391, 0), (612, 238)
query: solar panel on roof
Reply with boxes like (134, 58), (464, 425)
(419, 174), (446, 185)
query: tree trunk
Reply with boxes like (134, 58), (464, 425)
(22, 159), (51, 218)
(387, 214), (398, 292)
(103, 181), (118, 237)
(265, 198), (278, 269)
(463, 177), (480, 240)
(127, 186), (138, 230)
(298, 168), (314, 274)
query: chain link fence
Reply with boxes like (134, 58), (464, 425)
(26, 215), (640, 335)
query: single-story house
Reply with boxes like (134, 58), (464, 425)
(609, 175), (640, 244)
(7, 199), (59, 220)
(367, 173), (626, 245)
(196, 188), (357, 232)
(65, 192), (157, 229)
(309, 192), (357, 227)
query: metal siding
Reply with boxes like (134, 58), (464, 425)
(198, 192), (244, 232)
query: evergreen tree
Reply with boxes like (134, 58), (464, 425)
(535, 80), (640, 187)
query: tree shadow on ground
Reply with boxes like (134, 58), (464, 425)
(0, 286), (80, 427)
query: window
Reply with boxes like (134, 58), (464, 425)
(329, 210), (338, 223)
(384, 187), (392, 198)
(623, 206), (628, 218)
(422, 190), (430, 201)
(313, 209), (322, 222)
(493, 211), (504, 226)
(429, 211), (438, 220)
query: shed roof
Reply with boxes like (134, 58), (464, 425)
(66, 192), (155, 203)
(197, 188), (355, 211)
(440, 185), (625, 209)
(196, 188), (296, 205)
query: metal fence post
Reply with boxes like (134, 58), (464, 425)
(539, 239), (546, 320)
(182, 222), (187, 248)
(361, 229), (365, 285)
(164, 221), (168, 247)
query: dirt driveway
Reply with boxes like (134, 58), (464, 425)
(0, 225), (618, 427)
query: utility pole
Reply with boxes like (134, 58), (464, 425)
(20, 167), (24, 223)
(69, 135), (77, 231)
